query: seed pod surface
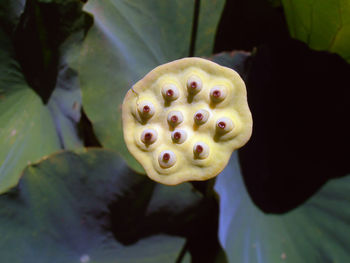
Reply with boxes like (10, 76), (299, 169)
(122, 57), (252, 185)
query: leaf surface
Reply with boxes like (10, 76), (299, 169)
(282, 0), (350, 62)
(215, 153), (350, 262)
(0, 148), (203, 262)
(0, 28), (60, 193)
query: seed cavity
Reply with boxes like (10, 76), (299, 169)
(167, 111), (184, 127)
(158, 150), (176, 168)
(194, 109), (209, 125)
(141, 129), (158, 145)
(171, 129), (187, 144)
(138, 101), (155, 119)
(161, 84), (179, 101)
(193, 142), (209, 159)
(210, 86), (227, 103)
(187, 76), (202, 94)
(216, 117), (234, 134)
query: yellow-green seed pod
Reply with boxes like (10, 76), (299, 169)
(122, 57), (252, 185)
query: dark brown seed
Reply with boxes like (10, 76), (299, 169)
(144, 133), (152, 141)
(163, 153), (170, 161)
(195, 113), (203, 121)
(195, 145), (203, 153)
(174, 132), (181, 140)
(218, 121), (226, 129)
(143, 105), (150, 113)
(213, 90), (221, 98)
(190, 82), (197, 89)
(166, 89), (174, 97)
(171, 115), (178, 123)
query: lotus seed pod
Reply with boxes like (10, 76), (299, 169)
(122, 57), (252, 185)
(162, 84), (179, 101)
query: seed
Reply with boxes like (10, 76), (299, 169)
(163, 153), (170, 161)
(167, 111), (184, 126)
(174, 132), (181, 140)
(216, 117), (234, 134)
(194, 109), (209, 125)
(144, 132), (152, 140)
(166, 89), (174, 97)
(158, 150), (176, 168)
(195, 113), (203, 121)
(210, 86), (227, 102)
(171, 129), (187, 144)
(218, 121), (226, 129)
(141, 129), (158, 144)
(171, 115), (178, 123)
(213, 90), (221, 98)
(195, 145), (203, 153)
(193, 142), (209, 159)
(143, 105), (150, 113)
(187, 76), (202, 94)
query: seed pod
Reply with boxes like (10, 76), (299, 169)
(122, 57), (252, 185)
(158, 150), (177, 168)
(193, 142), (209, 159)
(216, 117), (234, 134)
(187, 76), (202, 94)
(171, 129), (187, 144)
(162, 84), (179, 101)
(167, 111), (184, 127)
(194, 109), (209, 125)
(141, 129), (158, 145)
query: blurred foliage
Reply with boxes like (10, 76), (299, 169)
(281, 0), (350, 63)
(216, 153), (350, 262)
(0, 0), (349, 262)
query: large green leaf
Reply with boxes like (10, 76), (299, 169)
(195, 0), (226, 57)
(215, 153), (350, 262)
(0, 28), (60, 194)
(0, 0), (91, 193)
(0, 148), (203, 262)
(79, 0), (225, 172)
(282, 0), (350, 63)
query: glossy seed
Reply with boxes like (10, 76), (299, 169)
(187, 76), (202, 94)
(195, 145), (203, 153)
(141, 129), (158, 144)
(210, 86), (227, 103)
(171, 129), (187, 144)
(194, 109), (209, 125)
(158, 150), (176, 168)
(216, 117), (234, 134)
(193, 142), (209, 159)
(138, 101), (155, 119)
(162, 84), (179, 101)
(167, 111), (183, 127)
(174, 132), (181, 140)
(163, 153), (170, 161)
